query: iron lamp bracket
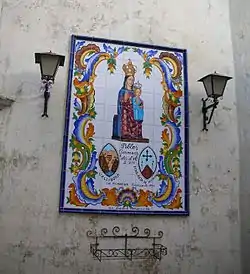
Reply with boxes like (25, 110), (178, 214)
(40, 78), (53, 118)
(202, 98), (219, 131)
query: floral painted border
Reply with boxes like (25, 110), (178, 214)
(59, 35), (189, 215)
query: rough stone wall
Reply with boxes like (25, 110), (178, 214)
(230, 1), (250, 273)
(0, 0), (240, 273)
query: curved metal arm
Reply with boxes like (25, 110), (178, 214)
(202, 98), (219, 131)
(41, 79), (53, 118)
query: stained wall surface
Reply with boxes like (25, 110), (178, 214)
(230, 1), (250, 273)
(0, 0), (240, 273)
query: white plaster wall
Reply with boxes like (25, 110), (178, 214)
(230, 1), (250, 273)
(0, 0), (240, 273)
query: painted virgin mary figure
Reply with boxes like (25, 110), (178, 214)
(112, 60), (149, 143)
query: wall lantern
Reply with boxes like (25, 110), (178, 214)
(35, 51), (65, 117)
(198, 72), (232, 131)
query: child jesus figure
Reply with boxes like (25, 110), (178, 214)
(132, 81), (144, 122)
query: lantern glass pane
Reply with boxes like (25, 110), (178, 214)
(213, 76), (228, 98)
(202, 75), (213, 97)
(40, 55), (60, 79)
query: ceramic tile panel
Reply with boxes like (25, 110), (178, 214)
(60, 36), (189, 215)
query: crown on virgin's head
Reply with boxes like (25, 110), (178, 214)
(122, 59), (137, 77)
(134, 81), (142, 90)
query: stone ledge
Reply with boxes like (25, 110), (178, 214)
(0, 95), (14, 110)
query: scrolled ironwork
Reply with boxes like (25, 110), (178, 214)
(103, 249), (120, 258)
(94, 250), (102, 262)
(112, 226), (121, 237)
(131, 226), (140, 236)
(160, 246), (168, 256)
(100, 228), (108, 237)
(144, 228), (151, 237)
(86, 229), (96, 237)
(157, 230), (163, 239)
(87, 226), (167, 262)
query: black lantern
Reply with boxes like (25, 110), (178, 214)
(35, 51), (65, 81)
(35, 51), (65, 117)
(198, 72), (232, 131)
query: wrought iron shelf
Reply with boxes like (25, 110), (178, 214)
(87, 226), (167, 262)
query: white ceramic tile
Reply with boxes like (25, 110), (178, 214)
(142, 125), (154, 141)
(154, 107), (163, 125)
(95, 86), (107, 104)
(95, 103), (105, 121)
(153, 142), (163, 156)
(94, 138), (105, 153)
(154, 92), (163, 110)
(142, 93), (154, 109)
(154, 126), (163, 143)
(143, 108), (154, 126)
(105, 105), (117, 122)
(94, 121), (113, 139)
(94, 72), (106, 88)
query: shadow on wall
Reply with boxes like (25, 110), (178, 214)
(0, 71), (68, 120)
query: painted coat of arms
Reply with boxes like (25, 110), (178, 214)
(60, 35), (189, 215)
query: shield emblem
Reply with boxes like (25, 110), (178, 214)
(138, 146), (157, 180)
(98, 143), (119, 177)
